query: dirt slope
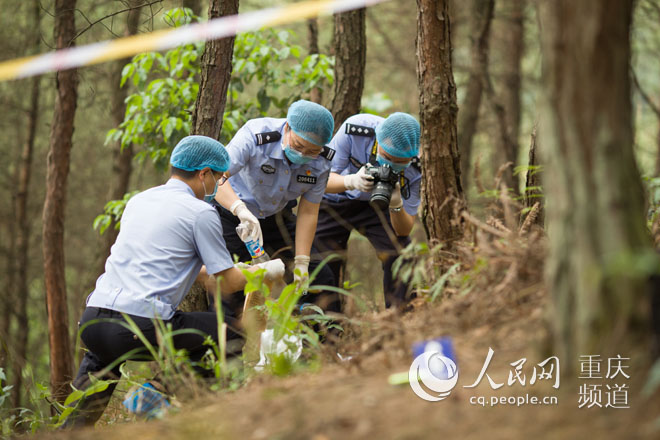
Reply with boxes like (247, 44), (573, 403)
(51, 277), (660, 440)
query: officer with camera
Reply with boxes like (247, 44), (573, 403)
(211, 100), (339, 314)
(314, 112), (421, 308)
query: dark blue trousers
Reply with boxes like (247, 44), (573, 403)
(214, 201), (340, 315)
(66, 306), (242, 427)
(313, 199), (412, 308)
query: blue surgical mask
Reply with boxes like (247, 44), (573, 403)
(202, 174), (218, 203)
(376, 154), (409, 173)
(284, 144), (313, 165)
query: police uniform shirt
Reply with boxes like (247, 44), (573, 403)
(226, 117), (331, 218)
(324, 113), (422, 216)
(86, 179), (234, 319)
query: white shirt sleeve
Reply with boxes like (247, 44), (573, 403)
(193, 209), (234, 275)
(226, 124), (255, 178)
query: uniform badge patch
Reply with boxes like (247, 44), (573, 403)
(296, 175), (317, 184)
(255, 131), (282, 145)
(261, 164), (276, 174)
(410, 156), (422, 172)
(345, 123), (375, 137)
(320, 146), (335, 161)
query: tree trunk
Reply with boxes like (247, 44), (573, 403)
(1, 205), (16, 373)
(186, 0), (238, 311)
(331, 8), (366, 129)
(11, 0), (41, 408)
(655, 121), (660, 177)
(307, 18), (322, 104)
(654, 92), (660, 178)
(416, 0), (464, 245)
(538, 0), (651, 366)
(99, 2), (141, 268)
(43, 0), (78, 403)
(498, 0), (523, 183)
(457, 0), (494, 192)
(190, 0), (238, 140)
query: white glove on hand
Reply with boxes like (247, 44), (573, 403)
(255, 258), (285, 281)
(389, 183), (403, 210)
(293, 255), (310, 286)
(344, 166), (375, 192)
(230, 200), (263, 246)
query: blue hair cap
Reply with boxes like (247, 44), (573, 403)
(286, 100), (334, 146)
(375, 112), (421, 159)
(170, 135), (230, 172)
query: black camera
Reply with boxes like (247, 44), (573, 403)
(365, 163), (400, 210)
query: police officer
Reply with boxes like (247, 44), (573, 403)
(64, 136), (285, 427)
(314, 112), (421, 308)
(212, 100), (339, 313)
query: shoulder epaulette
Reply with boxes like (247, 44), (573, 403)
(255, 131), (282, 145)
(320, 146), (336, 161)
(411, 156), (422, 172)
(345, 123), (375, 137)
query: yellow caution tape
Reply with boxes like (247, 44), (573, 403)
(0, 0), (389, 82)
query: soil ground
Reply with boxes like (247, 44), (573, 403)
(49, 274), (660, 440)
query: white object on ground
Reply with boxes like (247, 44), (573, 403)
(255, 329), (303, 371)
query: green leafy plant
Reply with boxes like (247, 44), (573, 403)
(237, 256), (346, 376)
(98, 7), (335, 235)
(392, 241), (463, 302)
(106, 7), (334, 173)
(93, 190), (140, 234)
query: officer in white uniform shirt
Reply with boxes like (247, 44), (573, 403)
(315, 113), (422, 308)
(64, 136), (284, 427)
(212, 100), (339, 314)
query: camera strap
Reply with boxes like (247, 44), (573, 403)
(400, 175), (411, 200)
(369, 138), (380, 165)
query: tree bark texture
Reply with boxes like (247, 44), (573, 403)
(190, 0), (238, 140)
(11, 0), (41, 408)
(416, 0), (464, 245)
(656, 117), (660, 177)
(307, 18), (322, 104)
(331, 8), (366, 130)
(99, 2), (141, 268)
(43, 0), (78, 403)
(538, 0), (651, 365)
(187, 0), (238, 311)
(497, 0), (523, 178)
(457, 0), (493, 192)
(1, 203), (16, 372)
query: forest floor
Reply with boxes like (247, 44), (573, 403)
(45, 226), (660, 440)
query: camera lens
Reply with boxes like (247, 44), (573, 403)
(369, 181), (393, 210)
(369, 193), (390, 210)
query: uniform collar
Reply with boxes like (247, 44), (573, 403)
(166, 177), (196, 196)
(265, 120), (287, 161)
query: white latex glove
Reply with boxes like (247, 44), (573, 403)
(389, 183), (403, 210)
(293, 255), (310, 286)
(254, 258), (285, 281)
(343, 166), (375, 192)
(230, 200), (263, 246)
